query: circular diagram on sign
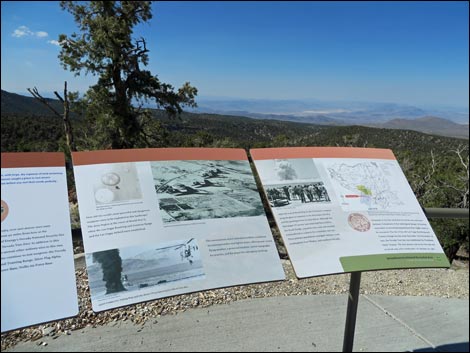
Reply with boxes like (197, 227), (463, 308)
(348, 213), (371, 232)
(101, 172), (121, 187)
(94, 188), (115, 204)
(1, 200), (9, 222)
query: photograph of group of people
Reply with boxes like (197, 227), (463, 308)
(266, 182), (331, 208)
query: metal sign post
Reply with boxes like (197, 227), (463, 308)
(342, 271), (362, 352)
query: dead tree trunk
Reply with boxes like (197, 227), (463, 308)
(27, 82), (77, 153)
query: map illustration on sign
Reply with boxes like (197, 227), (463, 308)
(326, 161), (404, 211)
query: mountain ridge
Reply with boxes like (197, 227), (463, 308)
(377, 116), (469, 139)
(1, 90), (63, 116)
(1, 90), (468, 139)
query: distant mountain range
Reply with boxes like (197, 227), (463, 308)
(379, 116), (469, 139)
(1, 90), (468, 139)
(190, 98), (469, 123)
(187, 98), (468, 139)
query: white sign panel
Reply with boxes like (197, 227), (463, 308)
(72, 148), (285, 312)
(1, 153), (78, 332)
(251, 147), (449, 278)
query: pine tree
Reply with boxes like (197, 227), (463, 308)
(59, 1), (197, 149)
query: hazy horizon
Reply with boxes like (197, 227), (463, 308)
(3, 89), (469, 113)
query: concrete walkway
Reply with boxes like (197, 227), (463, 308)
(6, 295), (469, 352)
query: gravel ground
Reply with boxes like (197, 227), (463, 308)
(1, 258), (468, 351)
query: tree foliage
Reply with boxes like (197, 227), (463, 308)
(58, 1), (197, 149)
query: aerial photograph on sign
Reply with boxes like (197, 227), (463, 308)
(151, 160), (265, 222)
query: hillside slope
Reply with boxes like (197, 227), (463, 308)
(379, 116), (469, 139)
(3, 90), (468, 139)
(1, 90), (63, 116)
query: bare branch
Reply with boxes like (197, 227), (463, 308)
(54, 91), (65, 103)
(28, 83), (77, 153)
(27, 87), (63, 119)
(410, 150), (438, 201)
(453, 144), (469, 177)
(63, 81), (76, 152)
(440, 145), (469, 209)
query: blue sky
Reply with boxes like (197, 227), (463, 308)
(1, 1), (468, 108)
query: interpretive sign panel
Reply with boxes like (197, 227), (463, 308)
(251, 147), (450, 278)
(72, 148), (284, 312)
(1, 153), (78, 332)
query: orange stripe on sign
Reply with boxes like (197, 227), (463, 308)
(250, 147), (396, 160)
(72, 148), (248, 166)
(1, 152), (65, 168)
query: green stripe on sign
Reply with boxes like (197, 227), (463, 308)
(340, 253), (450, 272)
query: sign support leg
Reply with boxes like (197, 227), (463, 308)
(342, 271), (362, 352)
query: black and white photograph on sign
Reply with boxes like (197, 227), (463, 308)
(266, 182), (331, 208)
(255, 158), (321, 184)
(151, 160), (265, 223)
(86, 238), (204, 300)
(93, 162), (143, 205)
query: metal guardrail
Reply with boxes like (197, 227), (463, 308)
(424, 208), (469, 219)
